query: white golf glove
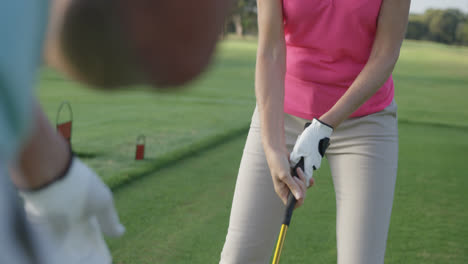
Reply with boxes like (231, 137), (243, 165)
(290, 118), (333, 186)
(19, 157), (125, 264)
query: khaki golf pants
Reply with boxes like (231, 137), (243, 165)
(220, 101), (398, 264)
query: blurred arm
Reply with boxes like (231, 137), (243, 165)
(45, 0), (233, 88)
(44, 0), (141, 88)
(320, 0), (411, 128)
(10, 103), (70, 189)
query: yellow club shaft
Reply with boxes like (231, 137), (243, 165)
(272, 224), (289, 264)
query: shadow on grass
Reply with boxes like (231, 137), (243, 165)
(109, 124), (250, 192)
(74, 151), (100, 159)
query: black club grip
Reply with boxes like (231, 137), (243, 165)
(283, 157), (304, 226)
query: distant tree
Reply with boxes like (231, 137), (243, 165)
(428, 9), (464, 44)
(227, 0), (257, 36)
(456, 22), (468, 45)
(421, 8), (441, 25)
(406, 19), (428, 40)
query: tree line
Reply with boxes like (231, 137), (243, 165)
(225, 1), (468, 46)
(407, 9), (468, 45)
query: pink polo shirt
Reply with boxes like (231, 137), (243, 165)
(282, 0), (394, 119)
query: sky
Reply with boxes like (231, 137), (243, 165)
(410, 0), (468, 14)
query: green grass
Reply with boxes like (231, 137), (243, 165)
(107, 135), (245, 264)
(38, 39), (468, 263)
(394, 40), (468, 127)
(386, 123), (468, 263)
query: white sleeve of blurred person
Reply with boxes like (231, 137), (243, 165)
(13, 105), (125, 264)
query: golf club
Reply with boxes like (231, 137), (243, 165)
(271, 122), (310, 264)
(271, 156), (304, 264)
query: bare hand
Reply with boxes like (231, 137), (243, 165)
(265, 150), (313, 208)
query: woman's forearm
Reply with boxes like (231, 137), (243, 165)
(255, 48), (287, 153)
(255, 0), (288, 154)
(320, 53), (399, 128)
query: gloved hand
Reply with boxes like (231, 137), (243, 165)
(19, 157), (125, 264)
(290, 118), (333, 186)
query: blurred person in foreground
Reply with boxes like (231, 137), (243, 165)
(1, 0), (232, 263)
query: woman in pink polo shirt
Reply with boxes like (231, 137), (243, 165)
(220, 0), (410, 263)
